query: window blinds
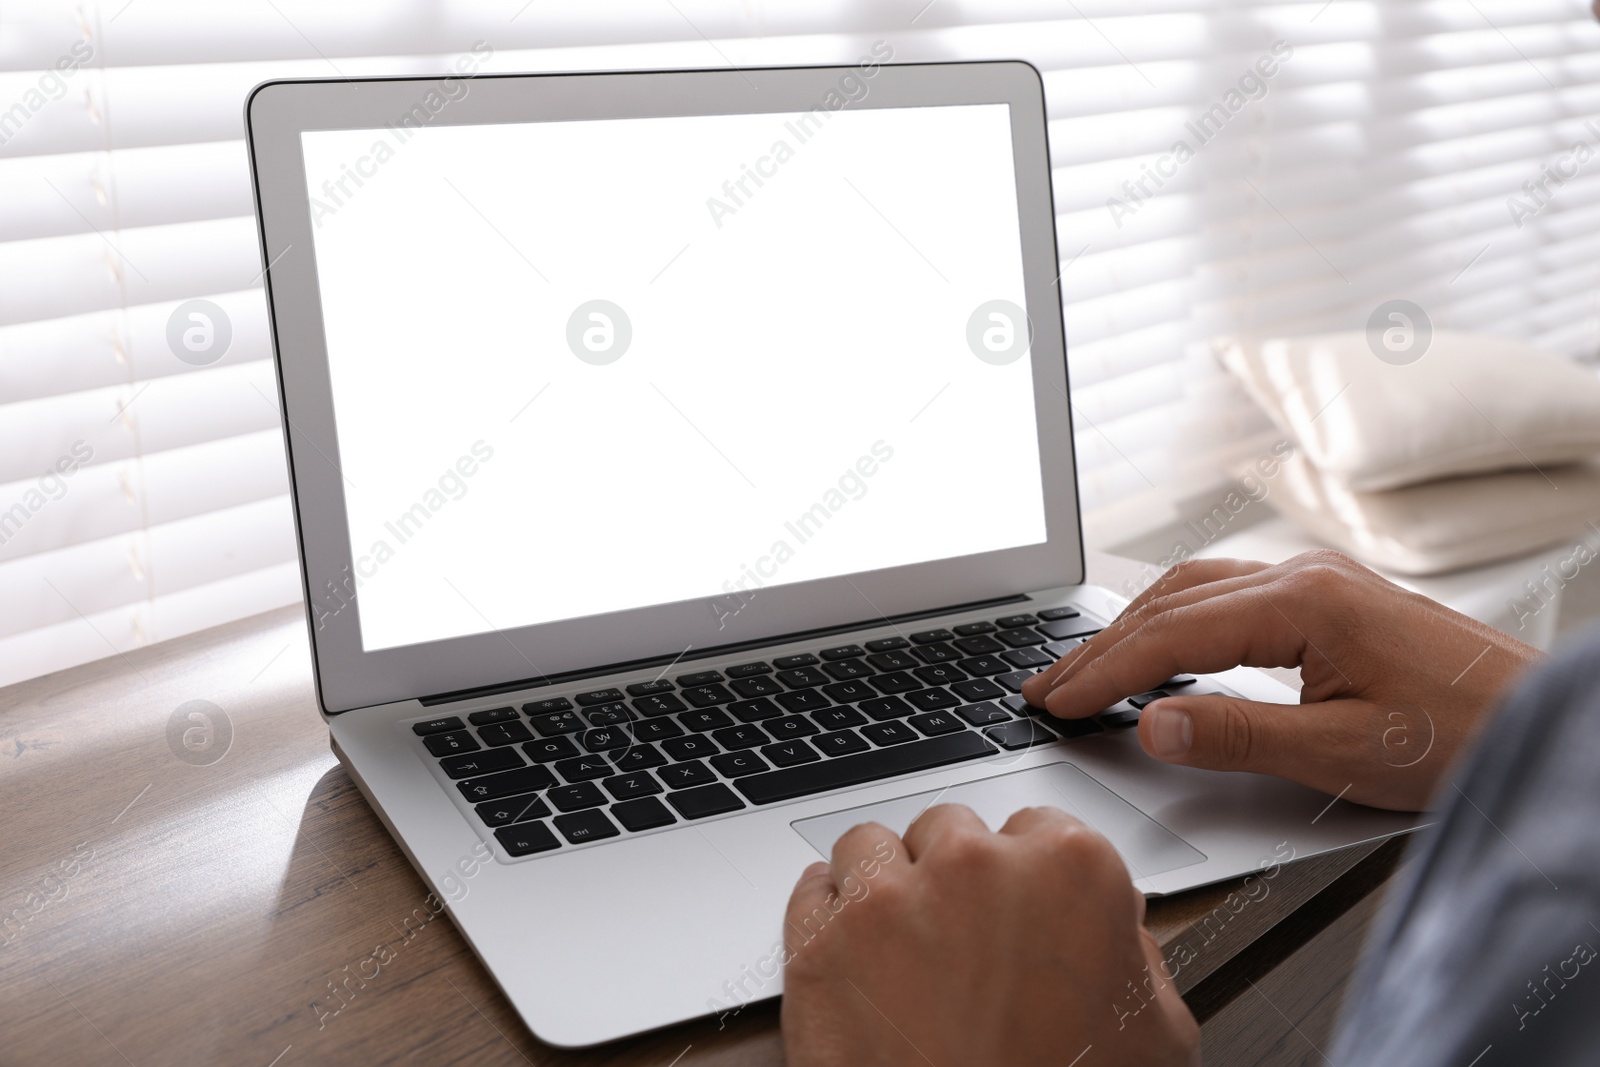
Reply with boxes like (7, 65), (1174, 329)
(3, 0), (1597, 687)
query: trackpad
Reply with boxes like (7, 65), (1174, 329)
(791, 763), (1205, 879)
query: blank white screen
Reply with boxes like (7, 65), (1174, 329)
(301, 103), (1048, 652)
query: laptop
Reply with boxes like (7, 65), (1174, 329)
(245, 59), (1418, 1047)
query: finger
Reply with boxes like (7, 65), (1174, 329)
(996, 804), (1085, 837)
(1137, 693), (1373, 796)
(1023, 561), (1275, 707)
(830, 821), (905, 882)
(1041, 587), (1308, 718)
(784, 861), (837, 954)
(902, 803), (988, 861)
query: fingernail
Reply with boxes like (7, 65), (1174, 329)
(1146, 703), (1192, 759)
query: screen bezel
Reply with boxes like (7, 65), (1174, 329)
(246, 61), (1084, 714)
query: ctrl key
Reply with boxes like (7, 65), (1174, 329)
(554, 808), (621, 844)
(494, 821), (561, 857)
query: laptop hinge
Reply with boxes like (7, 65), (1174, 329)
(417, 592), (1032, 707)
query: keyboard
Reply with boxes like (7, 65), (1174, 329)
(409, 606), (1196, 859)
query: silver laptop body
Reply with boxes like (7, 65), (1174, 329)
(246, 60), (1418, 1047)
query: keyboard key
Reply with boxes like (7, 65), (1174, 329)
(859, 696), (913, 721)
(554, 808), (620, 843)
(773, 653), (819, 669)
(603, 771), (663, 800)
(659, 759), (717, 789)
(820, 644), (866, 660)
(730, 675), (784, 699)
(910, 628), (953, 644)
(819, 680), (873, 704)
(864, 637), (909, 652)
(998, 627), (1047, 648)
(953, 621), (997, 636)
(666, 783), (746, 819)
(575, 688), (624, 706)
(1002, 647), (1054, 669)
(954, 635), (1005, 656)
(632, 718), (685, 742)
(869, 672), (921, 695)
(495, 821), (561, 856)
(633, 693), (687, 716)
(861, 720), (918, 746)
(814, 729), (871, 756)
(626, 679), (675, 697)
(956, 655), (1010, 677)
(523, 697), (573, 715)
(712, 724), (769, 750)
(999, 694), (1044, 716)
(683, 684), (735, 708)
(951, 677), (1006, 702)
(775, 689), (832, 714)
(554, 753), (613, 782)
(547, 781), (607, 812)
(766, 715), (820, 740)
(529, 710), (583, 736)
(677, 670), (725, 688)
(954, 701), (1011, 726)
(905, 687), (960, 712)
(728, 698), (784, 723)
(1100, 709), (1141, 730)
(612, 744), (668, 772)
(736, 732), (995, 804)
(812, 706), (868, 730)
(440, 748), (524, 779)
(984, 720), (1059, 750)
(413, 716), (465, 736)
(911, 642), (961, 664)
(762, 740), (821, 768)
(913, 663), (967, 687)
(725, 661), (774, 678)
(996, 670), (1036, 693)
(476, 794), (551, 828)
(711, 751), (770, 777)
(821, 659), (873, 682)
(583, 703), (635, 726)
(425, 730), (480, 757)
(1037, 606), (1081, 621)
(522, 736), (580, 763)
(1043, 640), (1081, 658)
(457, 764), (558, 802)
(662, 735), (720, 761)
(996, 613), (1038, 628)
(1039, 618), (1101, 641)
(679, 708), (733, 732)
(1044, 716), (1105, 739)
(777, 666), (829, 689)
(1164, 675), (1198, 688)
(581, 727), (631, 752)
(1128, 691), (1170, 710)
(467, 707), (518, 727)
(867, 650), (919, 672)
(908, 711), (965, 737)
(611, 796), (677, 832)
(478, 721), (534, 747)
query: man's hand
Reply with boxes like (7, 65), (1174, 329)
(781, 805), (1199, 1067)
(1022, 551), (1543, 811)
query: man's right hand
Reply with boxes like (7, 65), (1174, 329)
(1021, 551), (1544, 811)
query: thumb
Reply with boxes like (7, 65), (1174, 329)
(1137, 693), (1357, 779)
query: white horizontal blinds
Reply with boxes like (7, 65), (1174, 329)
(3, 1), (1597, 687)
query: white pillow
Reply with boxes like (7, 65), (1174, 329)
(1260, 453), (1600, 576)
(1217, 331), (1600, 491)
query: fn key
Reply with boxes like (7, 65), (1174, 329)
(494, 821), (560, 856)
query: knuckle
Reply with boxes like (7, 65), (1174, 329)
(1217, 700), (1257, 767)
(930, 826), (995, 871)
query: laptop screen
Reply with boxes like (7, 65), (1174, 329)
(300, 102), (1049, 653)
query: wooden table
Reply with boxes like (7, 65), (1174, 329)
(0, 553), (1408, 1066)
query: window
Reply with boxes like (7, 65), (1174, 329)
(4, 0), (1596, 686)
